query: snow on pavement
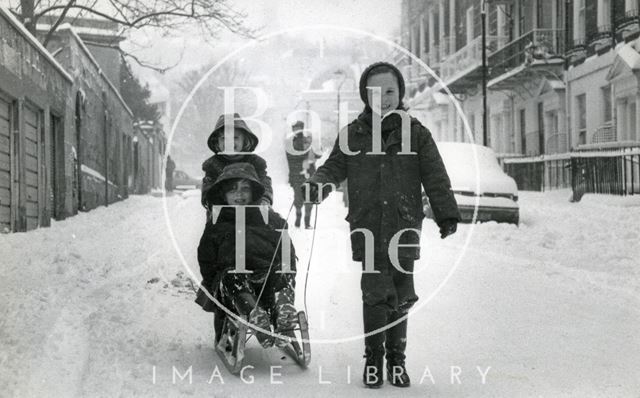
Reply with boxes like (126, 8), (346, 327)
(0, 187), (639, 397)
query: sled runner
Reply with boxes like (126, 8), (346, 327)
(214, 310), (311, 374)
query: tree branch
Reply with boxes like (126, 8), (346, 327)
(35, 4), (129, 25)
(42, 0), (75, 47)
(83, 38), (185, 74)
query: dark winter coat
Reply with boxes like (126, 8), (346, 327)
(198, 162), (296, 291)
(197, 206), (296, 289)
(286, 133), (320, 187)
(309, 111), (460, 261)
(200, 114), (273, 207)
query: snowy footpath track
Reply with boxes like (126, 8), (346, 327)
(1, 188), (639, 397)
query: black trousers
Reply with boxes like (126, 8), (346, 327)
(361, 254), (418, 351)
(292, 183), (313, 223)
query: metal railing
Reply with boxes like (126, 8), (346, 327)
(489, 29), (565, 78)
(546, 131), (569, 154)
(572, 147), (640, 196)
(615, 8), (640, 30)
(440, 35), (508, 81)
(587, 25), (614, 44)
(502, 155), (572, 191)
(592, 123), (617, 144)
(427, 46), (440, 65)
(439, 36), (456, 62)
(501, 145), (640, 196)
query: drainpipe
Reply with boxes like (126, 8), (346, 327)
(565, 0), (572, 152)
(102, 91), (108, 207)
(482, 0), (488, 146)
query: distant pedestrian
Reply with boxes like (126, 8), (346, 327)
(165, 155), (176, 192)
(286, 121), (320, 228)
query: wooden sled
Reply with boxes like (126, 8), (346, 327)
(215, 310), (311, 375)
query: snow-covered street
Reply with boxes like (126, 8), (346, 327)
(1, 186), (639, 397)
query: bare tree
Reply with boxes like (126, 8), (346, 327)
(169, 60), (251, 173)
(8, 0), (255, 71)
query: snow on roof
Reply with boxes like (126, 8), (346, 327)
(57, 24), (133, 117)
(617, 42), (640, 70)
(408, 87), (450, 109)
(37, 23), (123, 40)
(0, 6), (73, 83)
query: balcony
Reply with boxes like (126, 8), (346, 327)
(440, 35), (507, 82)
(488, 29), (565, 91)
(615, 9), (640, 42)
(438, 36), (455, 62)
(433, 35), (507, 94)
(591, 122), (616, 144)
(546, 131), (569, 154)
(427, 45), (440, 66)
(566, 37), (587, 62)
(587, 25), (614, 54)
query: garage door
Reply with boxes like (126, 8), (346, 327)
(23, 104), (40, 231)
(0, 96), (11, 232)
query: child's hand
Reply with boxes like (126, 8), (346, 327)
(439, 219), (457, 239)
(300, 182), (321, 204)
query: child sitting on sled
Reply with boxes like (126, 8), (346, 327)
(196, 162), (297, 348)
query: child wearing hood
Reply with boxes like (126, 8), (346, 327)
(196, 162), (297, 348)
(303, 62), (460, 388)
(200, 113), (273, 208)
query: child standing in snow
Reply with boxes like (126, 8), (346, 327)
(286, 120), (321, 229)
(196, 163), (297, 348)
(303, 62), (460, 388)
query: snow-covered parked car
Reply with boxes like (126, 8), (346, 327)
(173, 170), (202, 190)
(423, 142), (519, 224)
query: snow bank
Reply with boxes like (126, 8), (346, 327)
(1, 187), (638, 397)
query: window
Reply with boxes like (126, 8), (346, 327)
(466, 6), (475, 44)
(576, 0), (586, 42)
(423, 16), (429, 55)
(434, 10), (440, 46)
(537, 102), (545, 155)
(519, 109), (526, 154)
(519, 0), (526, 36)
(626, 0), (635, 12)
(602, 85), (612, 123)
(492, 115), (502, 151)
(413, 25), (420, 58)
(537, 0), (544, 28)
(599, 0), (611, 28)
(628, 100), (636, 140)
(556, 0), (564, 30)
(576, 94), (587, 145)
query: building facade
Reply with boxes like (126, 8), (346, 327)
(0, 6), (165, 232)
(402, 0), (640, 154)
(0, 7), (73, 232)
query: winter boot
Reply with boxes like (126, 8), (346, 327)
(363, 346), (385, 388)
(274, 286), (297, 331)
(233, 292), (257, 315)
(385, 312), (410, 387)
(304, 211), (312, 229)
(362, 303), (388, 388)
(249, 306), (274, 348)
(273, 287), (297, 348)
